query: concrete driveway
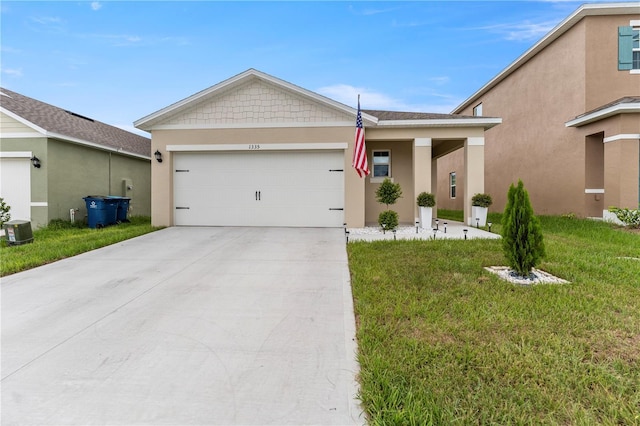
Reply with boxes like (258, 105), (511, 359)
(1, 227), (362, 425)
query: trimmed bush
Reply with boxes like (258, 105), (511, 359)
(0, 197), (11, 228)
(471, 193), (493, 208)
(501, 180), (545, 276)
(378, 210), (399, 230)
(609, 207), (640, 228)
(376, 178), (402, 208)
(416, 192), (435, 207)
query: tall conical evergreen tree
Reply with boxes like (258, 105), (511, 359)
(501, 180), (545, 276)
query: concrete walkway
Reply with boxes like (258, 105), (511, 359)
(1, 227), (363, 425)
(347, 220), (500, 242)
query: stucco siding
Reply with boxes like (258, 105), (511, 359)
(48, 139), (151, 224)
(585, 15), (640, 110)
(456, 20), (589, 216)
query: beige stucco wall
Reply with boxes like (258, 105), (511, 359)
(150, 126), (357, 227)
(449, 13), (639, 217)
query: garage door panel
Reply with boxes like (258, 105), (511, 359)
(173, 151), (344, 227)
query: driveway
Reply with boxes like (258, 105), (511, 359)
(1, 227), (362, 425)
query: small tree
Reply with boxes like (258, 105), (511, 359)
(376, 178), (402, 230)
(501, 180), (545, 276)
(0, 197), (11, 228)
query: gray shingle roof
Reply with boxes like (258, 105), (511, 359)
(574, 96), (640, 118)
(363, 109), (478, 120)
(1, 88), (150, 157)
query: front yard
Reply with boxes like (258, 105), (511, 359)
(348, 215), (640, 425)
(0, 217), (162, 276)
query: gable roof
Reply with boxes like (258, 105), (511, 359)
(134, 68), (379, 130)
(135, 68), (500, 131)
(1, 88), (150, 158)
(453, 2), (640, 114)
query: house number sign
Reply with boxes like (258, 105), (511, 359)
(248, 144), (260, 150)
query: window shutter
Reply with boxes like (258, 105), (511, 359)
(619, 26), (633, 71)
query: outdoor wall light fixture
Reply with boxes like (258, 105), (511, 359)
(463, 229), (468, 240)
(435, 219), (439, 231)
(30, 156), (41, 168)
(488, 222), (493, 232)
(476, 217), (480, 228)
(444, 222), (448, 234)
(154, 150), (163, 163)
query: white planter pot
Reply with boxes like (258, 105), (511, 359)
(419, 206), (433, 229)
(472, 206), (488, 227)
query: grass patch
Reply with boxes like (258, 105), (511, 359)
(1, 216), (162, 276)
(348, 215), (640, 425)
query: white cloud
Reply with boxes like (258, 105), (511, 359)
(474, 20), (559, 42)
(1, 67), (23, 77)
(91, 2), (103, 11)
(316, 84), (461, 114)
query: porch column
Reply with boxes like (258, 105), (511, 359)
(431, 157), (438, 220)
(413, 138), (432, 220)
(464, 137), (485, 225)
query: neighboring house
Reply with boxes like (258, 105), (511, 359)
(439, 2), (639, 218)
(0, 88), (152, 228)
(134, 69), (500, 228)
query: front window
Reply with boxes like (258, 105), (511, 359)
(372, 150), (391, 178)
(473, 103), (483, 116)
(450, 172), (456, 199)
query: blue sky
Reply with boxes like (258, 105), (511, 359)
(1, 1), (594, 136)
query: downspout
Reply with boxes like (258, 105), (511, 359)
(109, 152), (112, 195)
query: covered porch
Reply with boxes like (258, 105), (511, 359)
(350, 111), (500, 228)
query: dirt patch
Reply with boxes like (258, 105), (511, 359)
(592, 331), (640, 364)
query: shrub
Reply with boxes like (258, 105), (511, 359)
(375, 178), (402, 208)
(609, 207), (640, 228)
(378, 210), (399, 230)
(416, 192), (435, 207)
(471, 193), (493, 208)
(501, 180), (545, 276)
(0, 197), (11, 228)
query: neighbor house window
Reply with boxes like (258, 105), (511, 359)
(372, 150), (391, 178)
(449, 172), (456, 199)
(618, 25), (640, 71)
(473, 103), (483, 116)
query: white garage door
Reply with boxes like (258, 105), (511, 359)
(0, 156), (31, 221)
(173, 150), (345, 227)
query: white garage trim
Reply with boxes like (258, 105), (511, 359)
(0, 151), (32, 158)
(167, 142), (348, 152)
(30, 202), (48, 207)
(173, 150), (345, 227)
(151, 121), (354, 130)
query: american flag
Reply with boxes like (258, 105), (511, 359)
(352, 97), (369, 177)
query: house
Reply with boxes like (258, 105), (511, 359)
(438, 2), (639, 219)
(134, 69), (500, 228)
(0, 88), (152, 228)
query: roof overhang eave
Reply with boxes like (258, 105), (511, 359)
(565, 103), (640, 127)
(375, 117), (502, 130)
(452, 3), (640, 114)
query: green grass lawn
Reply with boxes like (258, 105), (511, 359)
(0, 216), (162, 276)
(348, 215), (640, 425)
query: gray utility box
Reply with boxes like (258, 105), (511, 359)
(3, 220), (34, 245)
